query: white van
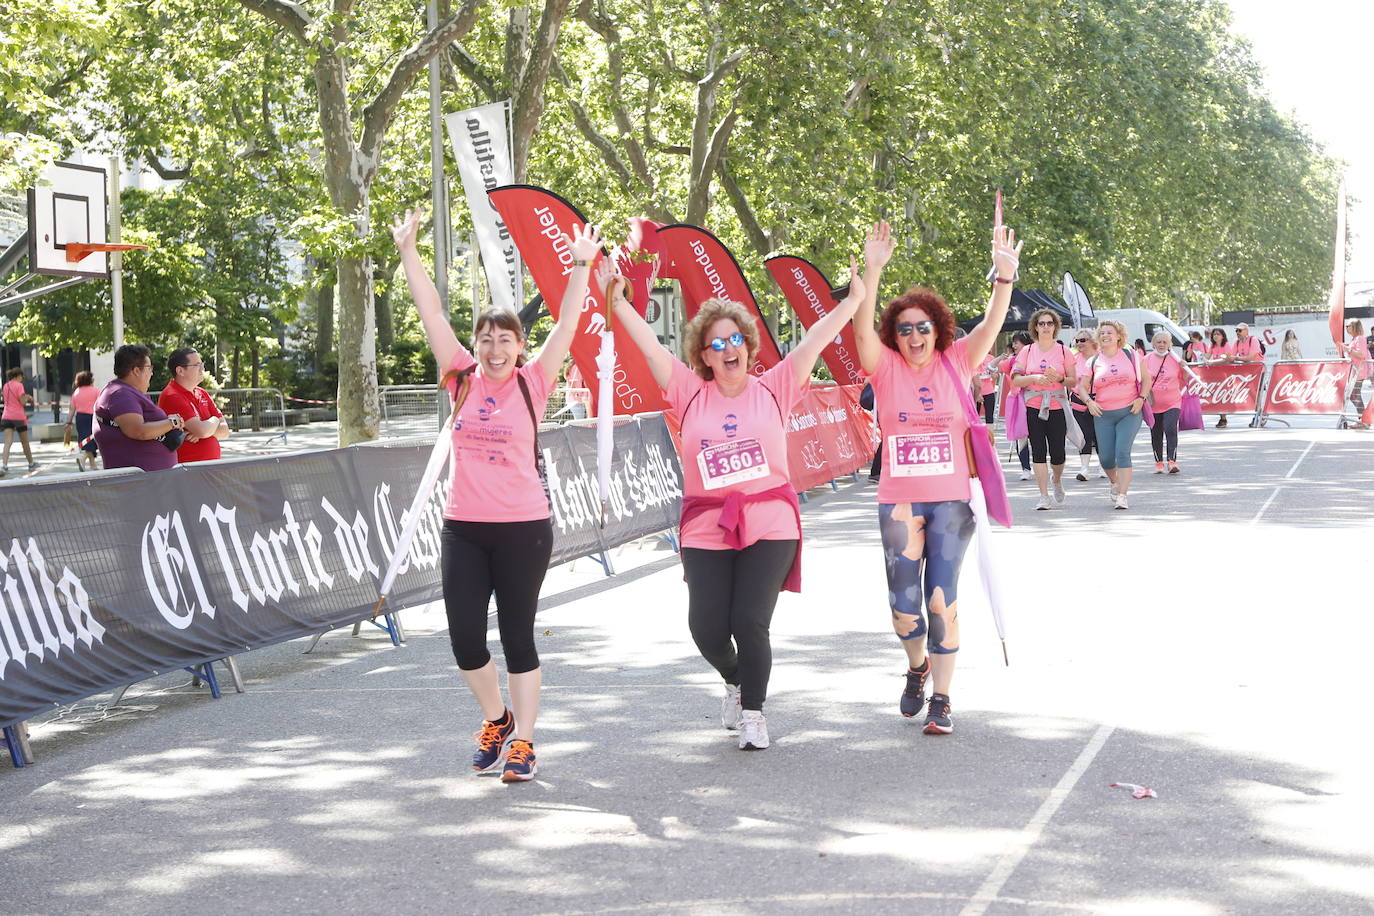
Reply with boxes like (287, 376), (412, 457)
(1058, 308), (1189, 355)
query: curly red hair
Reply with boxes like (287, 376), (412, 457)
(878, 287), (958, 353)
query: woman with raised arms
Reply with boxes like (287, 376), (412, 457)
(853, 218), (1023, 735)
(392, 208), (597, 783)
(603, 244), (869, 751)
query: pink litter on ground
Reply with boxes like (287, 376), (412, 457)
(1110, 782), (1157, 799)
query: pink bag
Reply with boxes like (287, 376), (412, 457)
(1180, 394), (1204, 430)
(1004, 388), (1028, 440)
(942, 353), (1012, 528)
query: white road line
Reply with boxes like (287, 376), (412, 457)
(1250, 486), (1283, 526)
(961, 723), (1115, 916)
(1284, 441), (1316, 479)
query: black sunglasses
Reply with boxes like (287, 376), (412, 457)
(896, 320), (934, 337)
(1036, 320), (1057, 327)
(1074, 337), (1089, 344)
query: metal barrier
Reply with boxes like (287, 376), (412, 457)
(379, 385), (443, 437)
(151, 387), (290, 446)
(546, 386), (592, 421)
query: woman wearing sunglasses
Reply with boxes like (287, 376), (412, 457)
(1069, 332), (1105, 481)
(1011, 309), (1077, 510)
(853, 219), (1023, 735)
(1076, 320), (1146, 509)
(602, 249), (869, 752)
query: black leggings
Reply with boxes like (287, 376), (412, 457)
(681, 540), (798, 711)
(1150, 407), (1180, 462)
(1025, 405), (1067, 465)
(1070, 403), (1097, 456)
(441, 518), (553, 674)
(982, 393), (996, 427)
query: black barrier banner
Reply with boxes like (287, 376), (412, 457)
(0, 415), (682, 728)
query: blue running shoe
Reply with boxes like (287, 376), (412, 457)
(471, 714), (514, 772)
(900, 662), (929, 718)
(923, 694), (953, 735)
(501, 739), (537, 782)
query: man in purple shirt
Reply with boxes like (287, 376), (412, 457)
(93, 345), (186, 472)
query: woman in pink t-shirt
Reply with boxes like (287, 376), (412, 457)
(853, 220), (1022, 736)
(1206, 327), (1234, 427)
(1144, 330), (1192, 473)
(998, 331), (1033, 479)
(1076, 320), (1147, 509)
(1345, 320), (1371, 423)
(606, 246), (869, 752)
(1069, 331), (1105, 481)
(66, 370), (101, 471)
(393, 208), (594, 783)
(1, 367), (35, 475)
(1010, 308), (1077, 510)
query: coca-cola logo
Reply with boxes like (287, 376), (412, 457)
(1269, 369), (1344, 407)
(1183, 372), (1259, 405)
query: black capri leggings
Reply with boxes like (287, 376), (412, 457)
(441, 518), (553, 674)
(681, 539), (798, 711)
(1070, 402), (1097, 456)
(1025, 405), (1068, 465)
(982, 393), (996, 427)
(1150, 407), (1180, 463)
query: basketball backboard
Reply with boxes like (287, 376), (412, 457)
(27, 161), (108, 279)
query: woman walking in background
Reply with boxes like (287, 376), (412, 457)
(1, 367), (36, 476)
(66, 370), (101, 471)
(1011, 309), (1076, 510)
(1280, 330), (1302, 361)
(1145, 330), (1189, 474)
(1078, 320), (1147, 509)
(1069, 330), (1104, 481)
(999, 331), (1033, 480)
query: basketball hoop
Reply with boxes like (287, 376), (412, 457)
(64, 242), (148, 263)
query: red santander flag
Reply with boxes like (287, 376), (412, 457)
(764, 255), (865, 386)
(1328, 177), (1348, 352)
(487, 185), (666, 415)
(657, 224), (783, 377)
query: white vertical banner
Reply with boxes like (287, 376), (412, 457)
(445, 100), (522, 312)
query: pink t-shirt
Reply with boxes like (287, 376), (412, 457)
(666, 355), (806, 550)
(70, 385), (98, 414)
(869, 339), (974, 504)
(2, 379), (27, 422)
(1071, 353), (1094, 412)
(976, 355), (997, 396)
(1185, 341), (1209, 363)
(1013, 341), (1073, 409)
(1086, 349), (1141, 410)
(1208, 342), (1234, 361)
(1144, 352), (1184, 411)
(997, 353), (1017, 416)
(1349, 335), (1372, 379)
(443, 348), (554, 522)
(1232, 336), (1262, 361)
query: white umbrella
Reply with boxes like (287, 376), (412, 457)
(967, 484), (1009, 665)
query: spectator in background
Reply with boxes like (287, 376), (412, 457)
(564, 360), (591, 420)
(1206, 327), (1233, 427)
(157, 348), (229, 463)
(1280, 329), (1302, 361)
(1345, 320), (1371, 423)
(66, 370), (101, 472)
(1228, 323), (1264, 427)
(1185, 330), (1208, 363)
(999, 331), (1034, 481)
(1133, 339), (1148, 359)
(1, 367), (36, 476)
(94, 345), (185, 473)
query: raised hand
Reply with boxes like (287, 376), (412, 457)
(844, 255), (866, 304)
(596, 255), (628, 304)
(863, 220), (895, 270)
(992, 224), (1022, 280)
(391, 208), (422, 250)
(566, 222), (603, 263)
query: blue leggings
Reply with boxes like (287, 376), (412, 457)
(878, 501), (975, 655)
(1092, 406), (1144, 469)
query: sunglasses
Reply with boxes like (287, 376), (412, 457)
(1074, 337), (1089, 344)
(896, 321), (934, 337)
(707, 332), (745, 351)
(1036, 320), (1057, 327)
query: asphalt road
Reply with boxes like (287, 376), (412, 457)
(2, 420), (1371, 914)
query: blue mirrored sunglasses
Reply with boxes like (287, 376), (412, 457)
(708, 332), (745, 351)
(896, 320), (934, 337)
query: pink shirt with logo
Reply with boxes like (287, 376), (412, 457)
(70, 385), (98, 415)
(1071, 352), (1095, 412)
(869, 339), (973, 505)
(1186, 341), (1209, 363)
(1086, 349), (1141, 410)
(2, 379), (27, 421)
(443, 348), (554, 523)
(1144, 352), (1184, 411)
(1232, 336), (1262, 361)
(1208, 342), (1234, 362)
(1347, 335), (1371, 379)
(1013, 341), (1073, 409)
(666, 355), (806, 550)
(976, 355), (997, 396)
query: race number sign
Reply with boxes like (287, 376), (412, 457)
(887, 432), (954, 477)
(697, 438), (769, 489)
(1261, 360), (1351, 415)
(1180, 364), (1264, 414)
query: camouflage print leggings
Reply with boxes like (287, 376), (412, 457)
(878, 501), (975, 655)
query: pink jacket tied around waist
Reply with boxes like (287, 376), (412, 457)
(679, 484), (802, 593)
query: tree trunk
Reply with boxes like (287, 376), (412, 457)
(335, 247), (380, 446)
(314, 280), (334, 375)
(375, 260), (396, 357)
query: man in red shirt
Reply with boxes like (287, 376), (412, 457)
(157, 348), (230, 462)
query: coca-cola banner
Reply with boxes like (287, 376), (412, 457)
(0, 416), (683, 729)
(657, 224), (783, 377)
(764, 255), (866, 387)
(1181, 363), (1265, 414)
(487, 185), (667, 415)
(786, 385), (877, 492)
(1261, 360), (1352, 416)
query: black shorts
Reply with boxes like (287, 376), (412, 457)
(0, 419), (28, 432)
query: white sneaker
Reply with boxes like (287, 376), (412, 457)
(1053, 482), (1066, 505)
(1035, 495), (1052, 511)
(739, 710), (769, 750)
(1019, 469), (1032, 481)
(1114, 493), (1129, 510)
(721, 683), (742, 730)
(1075, 470), (1088, 482)
(1098, 468), (1109, 479)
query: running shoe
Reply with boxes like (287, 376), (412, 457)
(501, 739), (537, 782)
(1168, 461), (1180, 474)
(1019, 469), (1032, 481)
(1153, 462), (1165, 474)
(1097, 468), (1109, 479)
(923, 694), (953, 735)
(738, 710), (769, 750)
(75, 454), (85, 472)
(900, 662), (929, 718)
(27, 463), (37, 472)
(1216, 416), (1228, 428)
(1035, 496), (1052, 511)
(1114, 494), (1130, 510)
(1053, 481), (1066, 505)
(721, 683), (742, 730)
(471, 713), (515, 772)
(1075, 470), (1088, 482)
